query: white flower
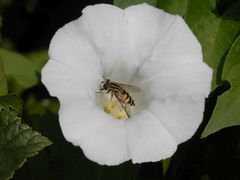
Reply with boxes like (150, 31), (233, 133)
(41, 3), (212, 165)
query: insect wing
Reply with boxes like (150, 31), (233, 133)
(117, 83), (141, 92)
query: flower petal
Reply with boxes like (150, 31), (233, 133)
(147, 96), (205, 143)
(110, 4), (176, 81)
(139, 62), (212, 100)
(126, 110), (177, 163)
(59, 99), (110, 144)
(59, 99), (130, 165)
(121, 4), (176, 69)
(149, 16), (203, 68)
(48, 17), (103, 87)
(41, 59), (101, 99)
(81, 4), (177, 82)
(137, 16), (209, 82)
(81, 4), (124, 77)
(80, 120), (130, 166)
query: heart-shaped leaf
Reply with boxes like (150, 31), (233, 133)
(0, 109), (52, 180)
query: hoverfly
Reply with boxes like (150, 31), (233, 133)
(100, 79), (141, 118)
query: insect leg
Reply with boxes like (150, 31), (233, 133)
(95, 91), (104, 93)
(121, 102), (130, 118)
(114, 95), (131, 118)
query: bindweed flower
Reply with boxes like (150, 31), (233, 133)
(41, 3), (212, 165)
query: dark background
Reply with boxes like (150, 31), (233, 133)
(1, 0), (240, 180)
(1, 0), (112, 51)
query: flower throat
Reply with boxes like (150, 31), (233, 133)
(99, 79), (141, 120)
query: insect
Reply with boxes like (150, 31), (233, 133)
(100, 79), (141, 118)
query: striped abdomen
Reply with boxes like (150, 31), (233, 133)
(108, 83), (135, 106)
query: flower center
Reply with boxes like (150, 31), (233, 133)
(97, 78), (143, 120)
(98, 93), (129, 120)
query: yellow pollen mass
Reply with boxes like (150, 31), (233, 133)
(103, 96), (128, 120)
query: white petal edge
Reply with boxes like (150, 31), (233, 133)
(147, 96), (205, 143)
(41, 59), (101, 100)
(58, 98), (109, 144)
(81, 4), (124, 78)
(79, 120), (130, 166)
(59, 99), (130, 165)
(120, 3), (176, 72)
(48, 16), (103, 88)
(112, 3), (177, 82)
(137, 15), (207, 83)
(81, 4), (177, 82)
(126, 110), (177, 163)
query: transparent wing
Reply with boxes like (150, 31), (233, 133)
(117, 83), (141, 92)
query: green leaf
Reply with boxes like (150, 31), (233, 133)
(0, 48), (38, 94)
(0, 59), (7, 96)
(185, 0), (240, 89)
(25, 95), (59, 116)
(0, 94), (22, 114)
(157, 0), (189, 16)
(27, 50), (48, 72)
(202, 35), (240, 137)
(0, 109), (52, 180)
(114, 0), (158, 9)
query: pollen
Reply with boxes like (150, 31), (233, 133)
(103, 96), (128, 120)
